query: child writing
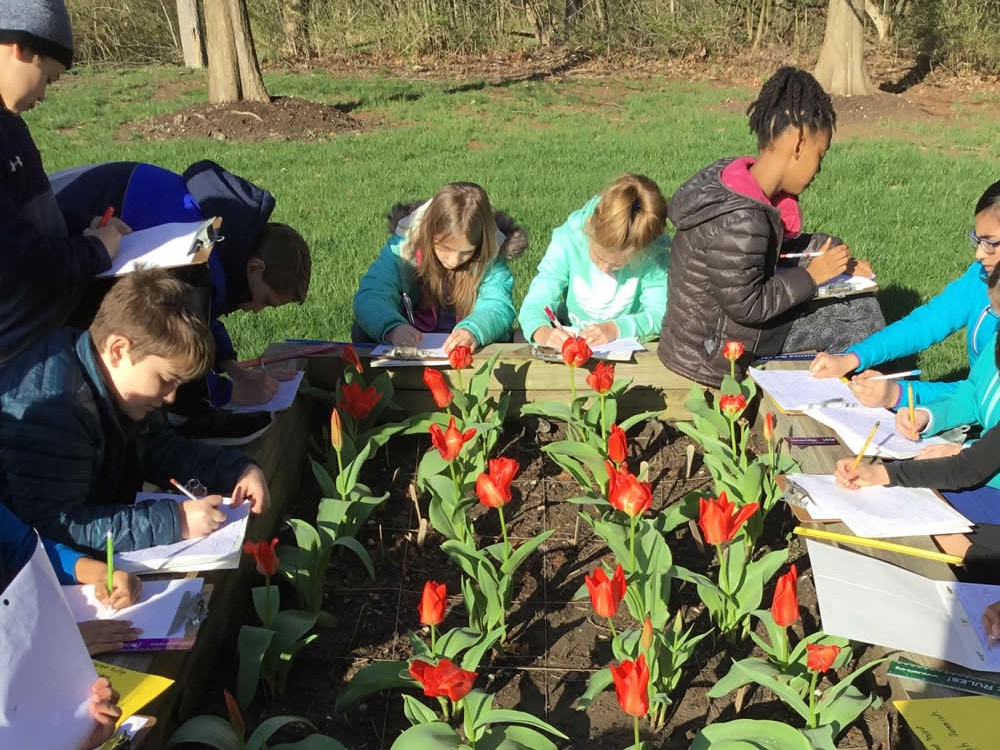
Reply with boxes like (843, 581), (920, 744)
(658, 66), (882, 388)
(810, 180), (1000, 409)
(353, 182), (527, 353)
(518, 173), (669, 348)
(0, 268), (270, 554)
(0, 2), (129, 367)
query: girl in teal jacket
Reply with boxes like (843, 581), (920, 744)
(810, 179), (1000, 407)
(518, 174), (670, 348)
(353, 183), (527, 353)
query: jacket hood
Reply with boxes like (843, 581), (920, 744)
(183, 160), (275, 306)
(387, 199), (528, 261)
(668, 158), (780, 233)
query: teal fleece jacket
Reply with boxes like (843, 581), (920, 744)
(920, 336), (1000, 489)
(846, 262), (997, 406)
(353, 233), (516, 346)
(518, 196), (670, 342)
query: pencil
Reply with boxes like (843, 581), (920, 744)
(543, 305), (566, 332)
(779, 252), (824, 259)
(794, 526), (964, 565)
(98, 205), (114, 228)
(106, 530), (114, 595)
(850, 420), (880, 470)
(908, 384), (916, 438)
(866, 369), (922, 381)
(170, 477), (200, 501)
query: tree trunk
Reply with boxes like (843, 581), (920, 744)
(227, 0), (269, 102)
(205, 0), (240, 103)
(813, 0), (875, 96)
(176, 0), (205, 68)
(593, 0), (608, 32)
(864, 0), (891, 42)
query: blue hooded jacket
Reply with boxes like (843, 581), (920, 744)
(0, 503), (83, 589)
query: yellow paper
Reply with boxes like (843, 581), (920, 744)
(92, 659), (173, 724)
(895, 695), (1000, 750)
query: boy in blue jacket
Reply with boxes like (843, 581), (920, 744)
(0, 268), (271, 554)
(50, 160), (311, 444)
(0, 1), (129, 368)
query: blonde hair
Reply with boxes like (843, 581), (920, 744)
(90, 268), (214, 381)
(586, 174), (667, 259)
(410, 182), (498, 319)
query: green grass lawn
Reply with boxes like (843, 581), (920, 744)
(29, 65), (1000, 381)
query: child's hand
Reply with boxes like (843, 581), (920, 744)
(94, 569), (143, 611)
(271, 368), (300, 381)
(232, 464), (270, 515)
(847, 257), (875, 279)
(81, 678), (121, 750)
(386, 325), (423, 347)
(78, 620), (142, 655)
(179, 495), (227, 538)
(848, 370), (900, 408)
(834, 458), (889, 489)
(809, 351), (859, 379)
(916, 443), (965, 460)
(805, 238), (850, 285)
(83, 221), (132, 261)
(229, 367), (279, 406)
(982, 601), (1000, 645)
(896, 407), (929, 441)
(581, 322), (619, 346)
(533, 327), (571, 349)
(443, 328), (477, 353)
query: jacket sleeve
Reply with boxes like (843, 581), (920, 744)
(704, 211), (816, 326)
(906, 378), (960, 407)
(1, 503), (82, 585)
(616, 237), (670, 341)
(140, 411), (256, 497)
(518, 231), (573, 341)
(211, 319), (238, 363)
(886, 423), (1000, 490)
(42, 538), (86, 584)
(921, 377), (980, 435)
(353, 240), (410, 342)
(0, 395), (184, 554)
(456, 258), (516, 346)
(848, 266), (979, 370)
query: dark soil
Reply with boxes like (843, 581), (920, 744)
(216, 414), (914, 749)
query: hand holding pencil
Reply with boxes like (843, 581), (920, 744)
(895, 405), (928, 442)
(834, 458), (890, 489)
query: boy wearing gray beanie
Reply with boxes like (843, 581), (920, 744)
(0, 0), (128, 368)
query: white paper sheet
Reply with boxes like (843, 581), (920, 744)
(804, 404), (951, 459)
(749, 367), (859, 411)
(806, 540), (1000, 671)
(787, 473), (972, 537)
(63, 578), (204, 639)
(0, 539), (98, 748)
(590, 337), (646, 362)
(98, 219), (215, 277)
(226, 371), (304, 414)
(115, 494), (249, 574)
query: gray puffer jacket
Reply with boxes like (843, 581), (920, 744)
(658, 158), (830, 387)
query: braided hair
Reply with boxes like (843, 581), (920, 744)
(746, 67), (836, 149)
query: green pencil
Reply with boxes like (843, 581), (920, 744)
(106, 530), (114, 595)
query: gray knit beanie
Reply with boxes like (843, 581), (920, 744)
(0, 0), (74, 69)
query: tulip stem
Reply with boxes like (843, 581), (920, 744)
(776, 625), (789, 667)
(629, 515), (638, 571)
(633, 715), (640, 750)
(599, 394), (607, 443)
(807, 670), (819, 728)
(456, 369), (464, 392)
(430, 623), (437, 657)
(263, 575), (273, 628)
(728, 415), (738, 461)
(716, 543), (733, 631)
(607, 617), (617, 641)
(334, 444), (346, 502)
(497, 505), (510, 563)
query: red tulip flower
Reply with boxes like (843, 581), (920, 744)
(561, 336), (592, 367)
(423, 367), (453, 408)
(587, 361), (615, 394)
(771, 565), (799, 627)
(429, 417), (476, 462)
(418, 580), (447, 627)
(409, 658), (477, 701)
(585, 564), (626, 618)
(330, 408), (343, 451)
(719, 393), (748, 416)
(339, 381), (382, 420)
(697, 492), (759, 545)
(608, 423), (627, 465)
(806, 643), (841, 673)
(607, 463), (652, 517)
(722, 340), (745, 362)
(476, 457), (519, 509)
(342, 344), (363, 374)
(610, 654), (650, 718)
(448, 345), (473, 370)
(243, 538), (279, 577)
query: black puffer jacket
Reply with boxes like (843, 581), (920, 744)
(658, 158), (827, 387)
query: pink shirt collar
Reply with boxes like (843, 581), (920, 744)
(721, 157), (802, 238)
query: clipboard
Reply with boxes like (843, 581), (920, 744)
(98, 217), (222, 278)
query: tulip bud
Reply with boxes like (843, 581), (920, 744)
(641, 616), (654, 651)
(330, 408), (343, 451)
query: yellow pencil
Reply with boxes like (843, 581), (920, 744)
(793, 526), (964, 565)
(907, 383), (916, 438)
(850, 420), (880, 470)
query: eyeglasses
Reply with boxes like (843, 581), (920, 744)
(969, 230), (1000, 255)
